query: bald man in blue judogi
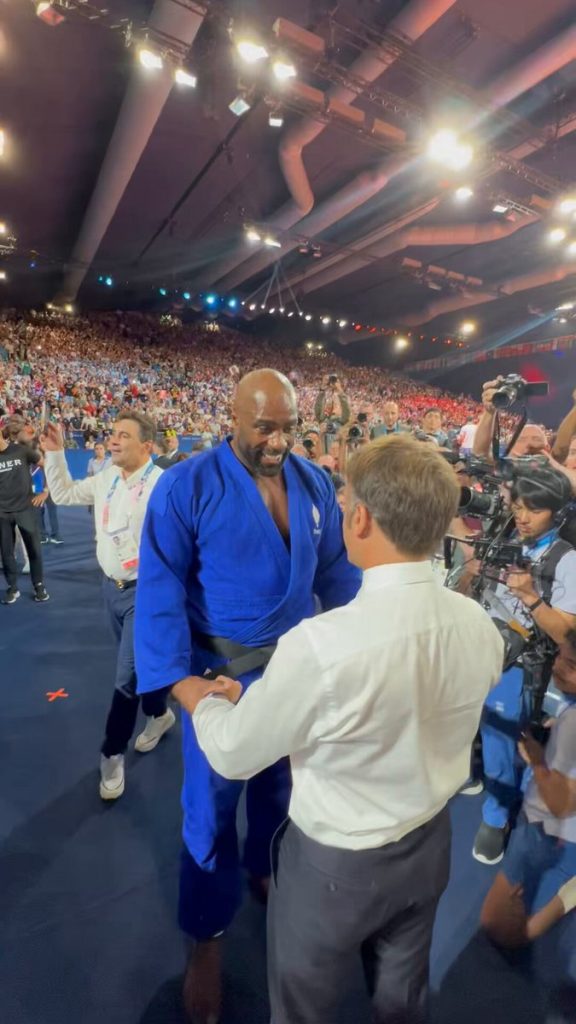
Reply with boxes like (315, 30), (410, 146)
(135, 369), (360, 1022)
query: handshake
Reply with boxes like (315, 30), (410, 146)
(171, 674), (243, 715)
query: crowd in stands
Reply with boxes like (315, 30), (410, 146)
(0, 309), (529, 447)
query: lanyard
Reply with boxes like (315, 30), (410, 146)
(102, 461), (154, 532)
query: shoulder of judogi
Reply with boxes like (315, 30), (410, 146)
(288, 454), (335, 508)
(145, 447), (224, 519)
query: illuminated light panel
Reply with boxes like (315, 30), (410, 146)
(427, 130), (473, 172)
(548, 227), (567, 243)
(236, 40), (269, 63)
(263, 235), (282, 248)
(460, 320), (476, 335)
(395, 336), (409, 351)
(229, 95), (251, 117)
(558, 198), (576, 215)
(245, 227), (261, 243)
(454, 186), (474, 201)
(175, 68), (197, 88)
(272, 59), (297, 82)
(139, 49), (163, 71)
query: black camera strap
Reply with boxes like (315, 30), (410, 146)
(534, 538), (574, 605)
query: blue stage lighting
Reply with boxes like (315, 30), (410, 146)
(105, 276), (113, 287)
(227, 297), (238, 309)
(159, 287), (167, 296)
(205, 293), (217, 306)
(183, 291), (191, 301)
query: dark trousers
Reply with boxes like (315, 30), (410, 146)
(37, 495), (61, 540)
(101, 577), (167, 757)
(0, 507), (44, 588)
(268, 808), (451, 1024)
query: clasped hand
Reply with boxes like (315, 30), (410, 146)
(171, 674), (243, 714)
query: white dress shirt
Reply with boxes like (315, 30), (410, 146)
(44, 450), (163, 580)
(194, 561), (504, 850)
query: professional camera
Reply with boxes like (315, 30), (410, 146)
(357, 412), (368, 424)
(328, 374), (338, 386)
(348, 424), (363, 440)
(458, 486), (502, 518)
(491, 374), (548, 410)
(302, 437), (315, 452)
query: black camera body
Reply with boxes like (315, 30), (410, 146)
(302, 437), (315, 451)
(328, 374), (338, 386)
(492, 374), (548, 410)
(348, 424), (363, 440)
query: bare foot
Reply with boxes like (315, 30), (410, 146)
(182, 938), (222, 1024)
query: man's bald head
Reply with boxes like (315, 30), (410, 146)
(231, 369), (298, 478)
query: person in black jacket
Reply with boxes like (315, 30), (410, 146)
(0, 418), (49, 604)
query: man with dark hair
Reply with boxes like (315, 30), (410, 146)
(0, 420), (49, 605)
(473, 465), (576, 865)
(42, 412), (172, 801)
(135, 369), (361, 1023)
(419, 407), (449, 447)
(481, 631), (576, 949)
(176, 435), (503, 1024)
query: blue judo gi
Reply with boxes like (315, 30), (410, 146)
(135, 440), (361, 939)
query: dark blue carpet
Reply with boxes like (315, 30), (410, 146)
(1, 508), (574, 1024)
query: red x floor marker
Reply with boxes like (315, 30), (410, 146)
(46, 689), (69, 702)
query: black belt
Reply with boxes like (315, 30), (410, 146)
(106, 576), (137, 590)
(198, 634), (277, 680)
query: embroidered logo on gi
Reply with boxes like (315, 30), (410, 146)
(312, 504), (321, 536)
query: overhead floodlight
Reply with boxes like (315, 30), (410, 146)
(248, 302), (257, 311)
(338, 319), (348, 327)
(236, 40), (269, 64)
(321, 316), (331, 324)
(279, 306), (285, 313)
(567, 242), (576, 256)
(427, 130), (473, 172)
(260, 303), (266, 310)
(287, 311), (294, 317)
(229, 95), (251, 117)
(0, 222), (6, 235)
(268, 112), (284, 128)
(454, 186), (474, 202)
(159, 287), (167, 296)
(205, 293), (217, 305)
(175, 68), (197, 88)
(272, 59), (297, 82)
(35, 1), (66, 26)
(139, 48), (163, 71)
(558, 198), (576, 215)
(394, 335), (409, 351)
(558, 317), (568, 324)
(0, 270), (6, 281)
(492, 203), (509, 213)
(227, 297), (238, 308)
(263, 235), (282, 248)
(304, 313), (312, 321)
(183, 291), (191, 300)
(0, 129), (4, 158)
(245, 227), (261, 243)
(460, 320), (476, 335)
(557, 302), (574, 310)
(549, 227), (567, 244)
(105, 276), (113, 287)
(64, 303), (74, 314)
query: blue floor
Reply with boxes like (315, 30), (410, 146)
(1, 508), (575, 1024)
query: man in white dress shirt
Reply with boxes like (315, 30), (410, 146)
(174, 435), (504, 1024)
(42, 412), (174, 801)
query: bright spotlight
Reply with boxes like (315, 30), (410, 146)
(558, 317), (568, 324)
(205, 294), (217, 305)
(35, 1), (66, 26)
(227, 297), (238, 309)
(272, 59), (297, 82)
(492, 203), (509, 214)
(175, 68), (197, 88)
(236, 40), (269, 64)
(0, 222), (6, 235)
(454, 186), (474, 202)
(321, 316), (331, 324)
(287, 311), (294, 317)
(268, 112), (284, 128)
(304, 313), (312, 321)
(338, 319), (348, 328)
(549, 227), (567, 244)
(183, 291), (191, 301)
(394, 336), (409, 351)
(0, 129), (4, 158)
(263, 235), (282, 248)
(557, 302), (574, 310)
(0, 270), (6, 281)
(279, 307), (285, 313)
(139, 48), (163, 71)
(559, 198), (576, 215)
(568, 242), (576, 257)
(260, 303), (266, 310)
(229, 95), (251, 117)
(249, 303), (257, 311)
(64, 303), (74, 314)
(269, 307), (276, 314)
(159, 287), (167, 296)
(427, 130), (473, 172)
(245, 227), (261, 243)
(105, 276), (113, 287)
(460, 320), (476, 335)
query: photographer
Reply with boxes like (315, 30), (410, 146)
(314, 374), (351, 427)
(301, 427), (322, 463)
(473, 378), (548, 460)
(480, 632), (576, 950)
(473, 465), (576, 866)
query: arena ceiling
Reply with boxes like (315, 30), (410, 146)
(3, 0), (576, 364)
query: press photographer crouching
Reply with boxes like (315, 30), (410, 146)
(471, 465), (576, 865)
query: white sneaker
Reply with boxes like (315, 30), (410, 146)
(99, 754), (125, 800)
(134, 707), (176, 753)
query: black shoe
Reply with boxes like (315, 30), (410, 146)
(34, 584), (50, 603)
(2, 587), (20, 605)
(49, 538), (63, 545)
(473, 821), (507, 865)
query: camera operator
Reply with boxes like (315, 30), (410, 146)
(417, 407), (449, 447)
(314, 374), (351, 427)
(301, 427), (322, 463)
(473, 378), (549, 460)
(480, 631), (576, 950)
(473, 465), (576, 866)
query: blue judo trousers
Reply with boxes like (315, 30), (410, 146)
(135, 441), (361, 939)
(481, 664), (528, 828)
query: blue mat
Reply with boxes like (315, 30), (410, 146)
(1, 507), (574, 1024)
